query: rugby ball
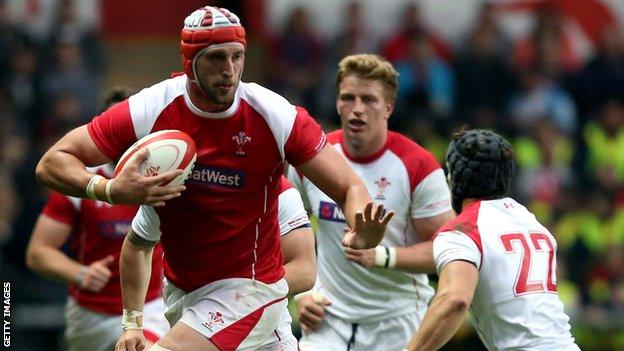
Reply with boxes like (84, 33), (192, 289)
(114, 130), (197, 186)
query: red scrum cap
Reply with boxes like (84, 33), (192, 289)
(180, 6), (246, 82)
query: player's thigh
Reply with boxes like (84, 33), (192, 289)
(354, 312), (419, 351)
(64, 298), (120, 351)
(155, 320), (220, 351)
(162, 278), (288, 351)
(252, 310), (298, 351)
(299, 313), (351, 351)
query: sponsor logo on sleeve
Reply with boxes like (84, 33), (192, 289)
(318, 201), (346, 223)
(187, 165), (245, 189)
(287, 214), (311, 230)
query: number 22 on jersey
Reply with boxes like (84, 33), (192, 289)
(500, 232), (557, 295)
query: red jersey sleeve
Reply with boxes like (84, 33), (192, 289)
(42, 192), (78, 225)
(87, 100), (137, 161)
(284, 106), (327, 166)
(279, 176), (293, 193)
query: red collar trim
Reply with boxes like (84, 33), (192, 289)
(340, 138), (389, 164)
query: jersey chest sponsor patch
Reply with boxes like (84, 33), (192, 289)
(318, 201), (346, 223)
(98, 220), (132, 239)
(187, 164), (245, 188)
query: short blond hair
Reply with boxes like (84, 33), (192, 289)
(336, 54), (399, 102)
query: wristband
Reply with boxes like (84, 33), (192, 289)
(387, 246), (397, 269)
(122, 309), (143, 330)
(293, 290), (325, 303)
(75, 266), (88, 287)
(104, 179), (114, 204)
(374, 245), (397, 269)
(374, 246), (388, 267)
(85, 175), (105, 200)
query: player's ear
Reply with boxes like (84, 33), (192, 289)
(385, 100), (394, 120)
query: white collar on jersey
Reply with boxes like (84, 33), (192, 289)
(183, 81), (241, 119)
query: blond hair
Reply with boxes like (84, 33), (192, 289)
(336, 54), (399, 102)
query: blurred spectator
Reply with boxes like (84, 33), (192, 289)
(583, 100), (624, 191)
(45, 0), (104, 75)
(0, 0), (31, 90)
(575, 25), (624, 119)
(7, 43), (43, 135)
(511, 4), (582, 80)
(514, 120), (574, 223)
(508, 65), (577, 136)
(454, 3), (513, 123)
(381, 2), (452, 63)
(268, 5), (323, 115)
(394, 30), (454, 127)
(327, 1), (377, 61)
(41, 39), (98, 117)
(318, 1), (379, 125)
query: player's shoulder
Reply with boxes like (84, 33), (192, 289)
(239, 81), (297, 115)
(435, 201), (483, 249)
(385, 131), (442, 189)
(387, 132), (438, 166)
(129, 75), (185, 108)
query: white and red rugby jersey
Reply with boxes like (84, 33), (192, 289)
(88, 76), (326, 292)
(289, 130), (451, 322)
(41, 165), (164, 315)
(433, 198), (579, 350)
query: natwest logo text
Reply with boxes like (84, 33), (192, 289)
(188, 165), (245, 188)
(318, 201), (346, 223)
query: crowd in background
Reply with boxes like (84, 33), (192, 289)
(1, 0), (624, 349)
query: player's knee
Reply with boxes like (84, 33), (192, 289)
(149, 344), (173, 351)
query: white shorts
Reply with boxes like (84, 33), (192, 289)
(64, 297), (169, 351)
(163, 277), (297, 351)
(299, 311), (421, 351)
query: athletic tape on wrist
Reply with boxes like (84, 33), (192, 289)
(122, 309), (143, 330)
(85, 175), (105, 200)
(293, 290), (325, 303)
(374, 246), (387, 267)
(374, 246), (396, 268)
(388, 247), (397, 269)
(75, 266), (88, 287)
(104, 179), (114, 204)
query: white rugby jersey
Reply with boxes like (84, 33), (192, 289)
(289, 130), (452, 322)
(434, 198), (579, 350)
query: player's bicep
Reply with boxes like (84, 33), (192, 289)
(29, 215), (73, 250)
(433, 231), (482, 274)
(48, 125), (112, 167)
(281, 226), (315, 265)
(411, 211), (455, 241)
(437, 260), (479, 303)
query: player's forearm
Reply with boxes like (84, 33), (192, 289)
(284, 259), (316, 296)
(36, 150), (98, 198)
(406, 291), (469, 351)
(36, 126), (110, 197)
(26, 246), (84, 284)
(342, 182), (372, 230)
(394, 241), (436, 273)
(119, 235), (154, 310)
